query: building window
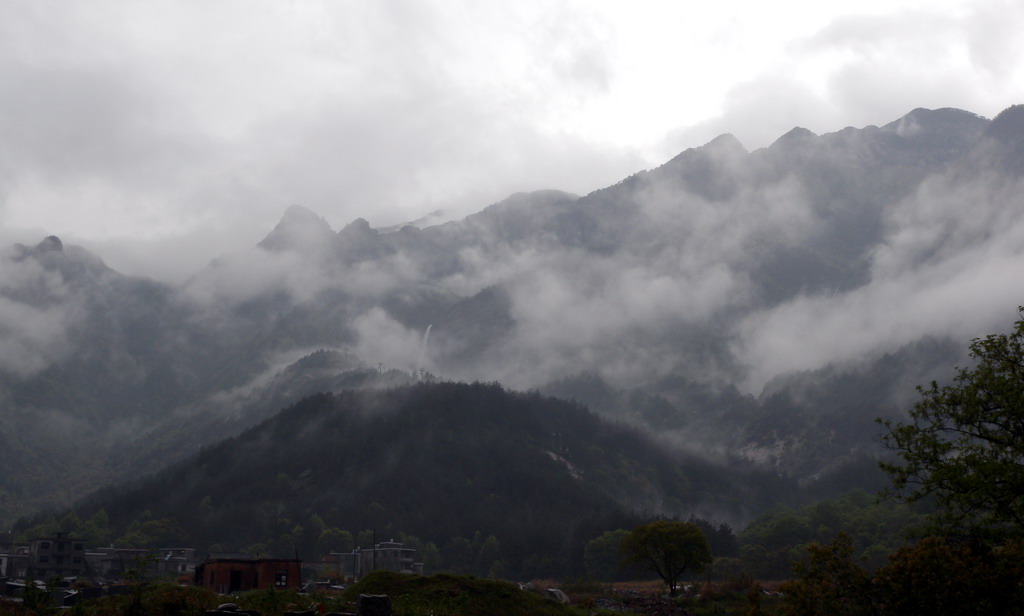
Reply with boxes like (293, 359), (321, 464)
(73, 543), (84, 551)
(275, 571), (288, 587)
(40, 542), (51, 550)
(39, 555), (49, 563)
(72, 557), (82, 565)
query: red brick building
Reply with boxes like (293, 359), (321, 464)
(194, 558), (301, 594)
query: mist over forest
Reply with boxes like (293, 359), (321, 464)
(2, 104), (1024, 541)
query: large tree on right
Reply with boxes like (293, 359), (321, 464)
(879, 308), (1024, 538)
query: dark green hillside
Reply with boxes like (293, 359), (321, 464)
(66, 382), (788, 578)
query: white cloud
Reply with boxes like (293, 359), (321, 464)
(2, 0), (1022, 284)
(352, 307), (424, 373)
(733, 170), (1024, 392)
(0, 256), (73, 377)
(0, 2), (1022, 394)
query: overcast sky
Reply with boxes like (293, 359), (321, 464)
(2, 0), (1023, 282)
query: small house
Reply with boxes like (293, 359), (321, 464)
(194, 558), (301, 594)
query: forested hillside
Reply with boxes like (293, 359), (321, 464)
(32, 382), (790, 579)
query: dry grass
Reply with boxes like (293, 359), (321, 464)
(609, 580), (665, 594)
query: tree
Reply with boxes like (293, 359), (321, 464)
(477, 535), (502, 576)
(873, 536), (1024, 616)
(317, 528), (353, 556)
(782, 534), (1024, 616)
(621, 520), (711, 596)
(780, 533), (876, 616)
(688, 515), (738, 557)
(584, 529), (631, 581)
(879, 309), (1024, 537)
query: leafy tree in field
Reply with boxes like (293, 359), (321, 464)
(879, 309), (1024, 538)
(621, 520), (711, 596)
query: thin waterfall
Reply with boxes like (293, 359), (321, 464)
(415, 324), (433, 377)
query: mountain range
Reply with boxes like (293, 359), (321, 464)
(2, 104), (1023, 526)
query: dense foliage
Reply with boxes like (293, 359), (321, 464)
(880, 309), (1024, 538)
(781, 534), (1024, 616)
(19, 382), (784, 580)
(713, 489), (927, 579)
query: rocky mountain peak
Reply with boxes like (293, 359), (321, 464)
(334, 217), (387, 261)
(704, 133), (748, 154)
(281, 203), (326, 223)
(883, 107), (988, 138)
(769, 126), (817, 149)
(12, 235), (66, 262)
(36, 235), (64, 253)
(986, 104), (1024, 142)
(339, 217), (375, 237)
(258, 204), (335, 252)
(661, 133), (749, 173)
(982, 104), (1024, 174)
